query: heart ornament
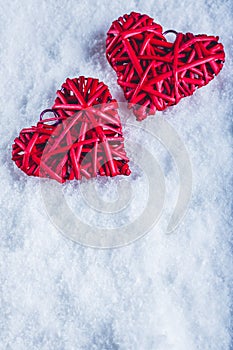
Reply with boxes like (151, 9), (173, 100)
(106, 12), (225, 120)
(12, 77), (131, 183)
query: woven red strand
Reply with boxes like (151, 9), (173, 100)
(12, 77), (131, 183)
(106, 12), (225, 120)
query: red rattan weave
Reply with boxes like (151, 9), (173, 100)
(12, 77), (131, 183)
(106, 12), (225, 120)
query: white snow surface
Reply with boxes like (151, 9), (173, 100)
(0, 1), (232, 349)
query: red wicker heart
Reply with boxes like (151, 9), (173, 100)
(12, 77), (131, 183)
(106, 12), (225, 121)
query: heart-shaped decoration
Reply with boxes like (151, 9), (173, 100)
(12, 77), (131, 183)
(106, 12), (225, 120)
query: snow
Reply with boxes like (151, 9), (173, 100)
(0, 0), (232, 349)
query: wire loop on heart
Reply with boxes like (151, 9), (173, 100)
(40, 109), (59, 121)
(163, 29), (178, 37)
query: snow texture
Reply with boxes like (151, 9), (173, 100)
(0, 1), (232, 349)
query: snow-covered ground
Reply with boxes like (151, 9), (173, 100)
(0, 1), (232, 349)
